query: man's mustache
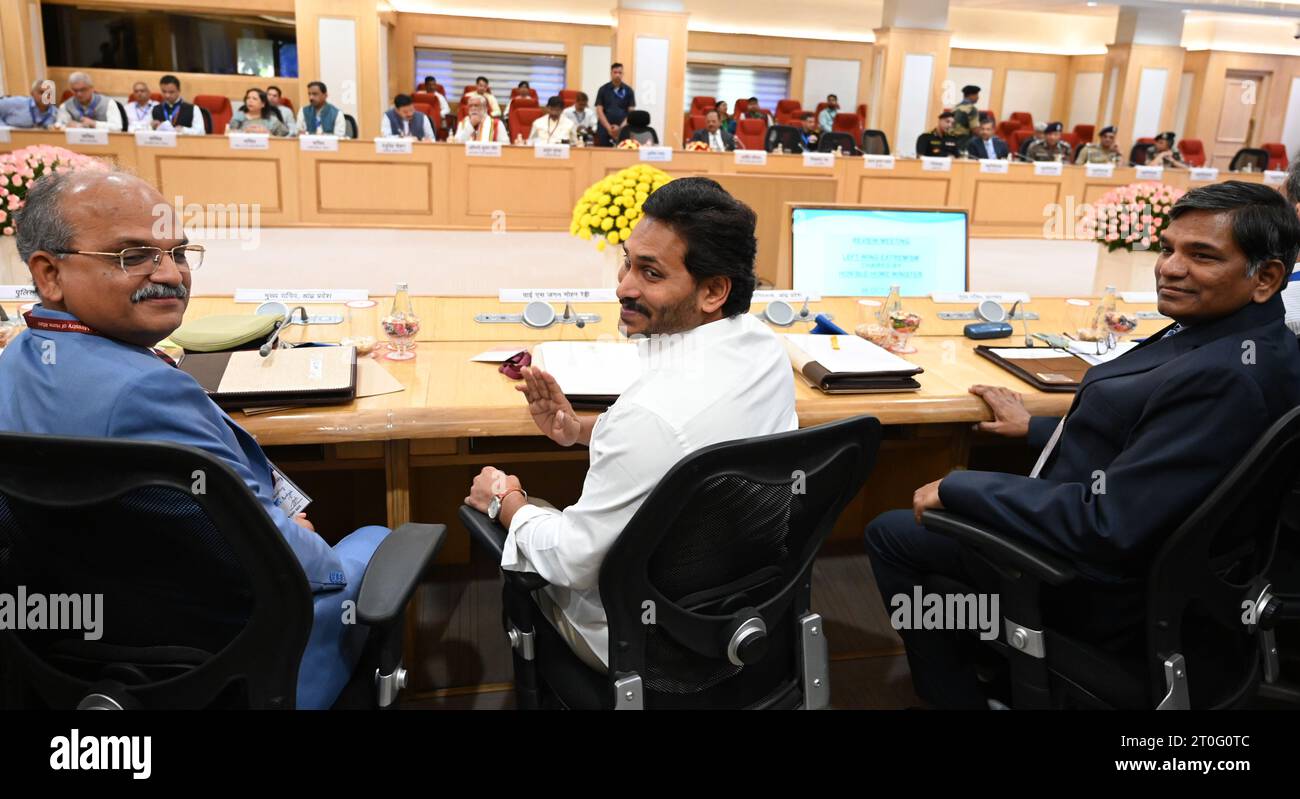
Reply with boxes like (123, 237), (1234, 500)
(620, 298), (651, 317)
(131, 283), (189, 303)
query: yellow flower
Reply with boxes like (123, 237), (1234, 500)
(635, 191), (648, 203)
(596, 238), (607, 252)
(607, 231), (620, 244)
(636, 182), (649, 193)
(624, 206), (637, 218)
(616, 216), (628, 229)
(619, 227), (631, 241)
(579, 227), (592, 240)
(601, 217), (614, 231)
(597, 206), (609, 218)
(580, 214), (591, 227)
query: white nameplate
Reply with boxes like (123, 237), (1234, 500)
(299, 135), (339, 152)
(234, 289), (370, 304)
(979, 159), (1009, 174)
(753, 290), (822, 302)
(535, 143), (570, 160)
(803, 152), (835, 168)
(1265, 170), (1287, 187)
(1085, 163), (1115, 178)
(1135, 165), (1164, 181)
(65, 128), (108, 146)
(734, 149), (767, 166)
(0, 127), (10, 143)
(134, 130), (176, 148)
(0, 285), (39, 300)
(375, 137), (413, 155)
(921, 156), (953, 172)
(931, 291), (1031, 304)
(229, 133), (269, 150)
(466, 141), (502, 157)
(499, 288), (618, 303)
(639, 146), (673, 162)
(1189, 167), (1220, 182)
(864, 154), (895, 170)
(1033, 161), (1063, 177)
(1120, 291), (1158, 304)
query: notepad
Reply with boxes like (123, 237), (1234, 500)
(532, 341), (642, 405)
(783, 334), (922, 393)
(181, 346), (358, 409)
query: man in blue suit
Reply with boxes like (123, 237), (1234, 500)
(963, 115), (1009, 161)
(0, 170), (387, 709)
(866, 180), (1300, 708)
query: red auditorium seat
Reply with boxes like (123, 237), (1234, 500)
(1262, 142), (1288, 170)
(1062, 132), (1081, 150)
(996, 120), (1022, 140)
(775, 99), (802, 121)
(279, 97), (294, 111)
(735, 117), (767, 150)
(412, 101), (437, 132)
(832, 112), (862, 140)
(735, 99), (750, 116)
(559, 89), (579, 107)
(1009, 112), (1033, 129)
(510, 88), (539, 103)
(1072, 124), (1095, 143)
(509, 107), (546, 140)
(858, 104), (868, 127)
(412, 91), (440, 109)
(193, 94), (232, 135)
(1009, 128), (1033, 155)
(1178, 138), (1206, 167)
(684, 113), (707, 145)
(690, 96), (716, 115)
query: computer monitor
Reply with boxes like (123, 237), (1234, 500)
(790, 206), (969, 297)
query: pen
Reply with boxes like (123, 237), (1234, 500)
(830, 335), (839, 350)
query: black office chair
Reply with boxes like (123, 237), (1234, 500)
(1229, 147), (1270, 172)
(619, 110), (658, 145)
(196, 106), (212, 135)
(114, 100), (128, 132)
(764, 124), (803, 153)
(818, 131), (858, 155)
(1072, 141), (1086, 163)
(0, 432), (444, 709)
(920, 406), (1300, 709)
(344, 113), (358, 139)
(1128, 141), (1150, 166)
(861, 129), (890, 155)
(460, 415), (883, 709)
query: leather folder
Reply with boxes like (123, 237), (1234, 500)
(973, 346), (1090, 392)
(179, 346), (358, 409)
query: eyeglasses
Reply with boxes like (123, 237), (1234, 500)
(56, 245), (205, 276)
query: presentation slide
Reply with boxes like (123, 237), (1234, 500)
(792, 208), (968, 296)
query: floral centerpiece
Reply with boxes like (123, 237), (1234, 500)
(616, 138), (640, 150)
(684, 140), (709, 152)
(1, 145), (109, 236)
(1081, 182), (1184, 252)
(570, 164), (673, 252)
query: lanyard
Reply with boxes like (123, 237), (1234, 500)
(29, 100), (54, 127)
(74, 95), (99, 119)
(22, 312), (177, 366)
(163, 103), (181, 125)
(133, 102), (151, 121)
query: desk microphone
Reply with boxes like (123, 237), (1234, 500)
(563, 302), (585, 329)
(1010, 300), (1034, 347)
(260, 306), (308, 356)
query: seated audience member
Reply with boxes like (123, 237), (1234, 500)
(528, 96), (577, 144)
(1147, 131), (1188, 169)
(617, 109), (658, 145)
(417, 76), (437, 94)
(1025, 121), (1072, 161)
(453, 94), (508, 142)
(296, 81), (347, 137)
(464, 177), (798, 671)
(504, 80), (532, 119)
(743, 96), (773, 126)
(265, 85), (296, 135)
(57, 71), (124, 131)
(381, 94), (435, 141)
(473, 75), (502, 118)
(797, 111), (820, 152)
(227, 88), (290, 136)
(1018, 122), (1046, 158)
(0, 80), (59, 129)
(595, 63), (636, 147)
(0, 170), (392, 709)
(1075, 125), (1123, 166)
(818, 94), (839, 133)
(963, 116), (1009, 160)
(420, 76), (451, 119)
(151, 75), (206, 135)
(690, 108), (738, 151)
(562, 92), (598, 142)
(865, 180), (1300, 708)
(715, 100), (736, 134)
(124, 82), (157, 132)
(916, 111), (962, 158)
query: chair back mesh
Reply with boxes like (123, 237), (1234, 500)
(1229, 148), (1270, 172)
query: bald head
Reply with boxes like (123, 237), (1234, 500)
(19, 170), (190, 348)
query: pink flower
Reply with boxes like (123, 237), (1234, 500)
(2, 227), (12, 235)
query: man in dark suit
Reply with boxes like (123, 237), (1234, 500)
(963, 115), (1008, 160)
(865, 180), (1300, 708)
(915, 111), (962, 158)
(690, 109), (738, 151)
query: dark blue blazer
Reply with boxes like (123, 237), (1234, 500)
(964, 135), (1009, 160)
(940, 294), (1300, 581)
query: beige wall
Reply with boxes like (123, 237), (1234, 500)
(686, 30), (873, 112)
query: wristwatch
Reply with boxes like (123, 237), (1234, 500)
(488, 487), (528, 521)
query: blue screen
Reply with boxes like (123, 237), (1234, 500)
(791, 208), (968, 296)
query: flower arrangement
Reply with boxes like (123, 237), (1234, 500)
(570, 164), (673, 252)
(684, 140), (709, 152)
(1082, 182), (1184, 252)
(0, 145), (109, 236)
(616, 138), (640, 150)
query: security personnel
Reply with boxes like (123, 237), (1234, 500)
(1025, 121), (1072, 161)
(1075, 125), (1123, 166)
(1146, 131), (1187, 169)
(915, 111), (962, 157)
(950, 85), (980, 145)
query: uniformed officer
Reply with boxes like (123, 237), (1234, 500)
(1025, 121), (1072, 161)
(1075, 125), (1123, 165)
(951, 85), (980, 145)
(915, 111), (962, 157)
(1146, 131), (1187, 168)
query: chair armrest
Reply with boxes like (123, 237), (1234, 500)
(356, 523), (446, 626)
(921, 510), (1078, 586)
(458, 505), (551, 591)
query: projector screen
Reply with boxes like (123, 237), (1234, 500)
(791, 207), (968, 297)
